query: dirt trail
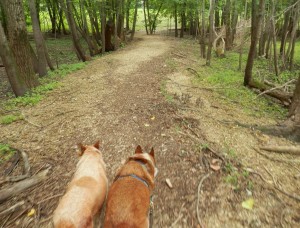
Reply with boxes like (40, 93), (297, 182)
(0, 33), (299, 228)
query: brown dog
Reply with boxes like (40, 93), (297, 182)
(104, 146), (157, 228)
(53, 141), (108, 228)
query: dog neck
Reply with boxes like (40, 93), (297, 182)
(114, 160), (154, 190)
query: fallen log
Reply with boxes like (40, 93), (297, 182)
(260, 146), (300, 155)
(249, 81), (293, 106)
(0, 168), (50, 203)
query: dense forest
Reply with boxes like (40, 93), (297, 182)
(0, 0), (299, 137)
(0, 0), (300, 227)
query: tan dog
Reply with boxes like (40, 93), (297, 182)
(104, 146), (157, 228)
(53, 141), (108, 228)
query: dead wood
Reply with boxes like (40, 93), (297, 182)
(248, 81), (293, 105)
(196, 173), (211, 228)
(0, 200), (25, 217)
(0, 149), (31, 185)
(0, 168), (50, 203)
(253, 147), (300, 164)
(260, 146), (300, 155)
(257, 79), (296, 98)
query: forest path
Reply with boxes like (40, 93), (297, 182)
(0, 33), (299, 227)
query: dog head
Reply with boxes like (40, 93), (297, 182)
(128, 145), (158, 178)
(77, 141), (101, 156)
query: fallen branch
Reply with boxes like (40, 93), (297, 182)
(256, 79), (296, 98)
(0, 200), (25, 217)
(0, 149), (31, 185)
(0, 168), (50, 203)
(247, 168), (300, 202)
(186, 68), (201, 77)
(196, 173), (210, 228)
(253, 147), (300, 164)
(170, 203), (185, 227)
(260, 146), (300, 155)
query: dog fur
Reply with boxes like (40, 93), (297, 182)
(103, 146), (157, 228)
(53, 141), (108, 228)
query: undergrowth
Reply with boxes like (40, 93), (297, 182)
(0, 143), (16, 165)
(1, 62), (87, 124)
(193, 51), (289, 119)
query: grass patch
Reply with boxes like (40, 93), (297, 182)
(0, 143), (16, 165)
(0, 114), (23, 124)
(193, 51), (288, 119)
(160, 80), (174, 102)
(1, 62), (87, 124)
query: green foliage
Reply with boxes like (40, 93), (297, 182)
(160, 80), (174, 102)
(4, 63), (86, 112)
(0, 143), (16, 165)
(193, 51), (287, 119)
(0, 114), (23, 124)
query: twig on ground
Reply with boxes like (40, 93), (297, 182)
(37, 193), (63, 205)
(256, 79), (296, 98)
(172, 52), (187, 58)
(0, 201), (25, 217)
(263, 166), (278, 187)
(21, 112), (41, 128)
(197, 173), (210, 228)
(260, 146), (300, 155)
(0, 149), (31, 185)
(0, 212), (12, 228)
(186, 68), (200, 77)
(171, 203), (185, 227)
(247, 168), (300, 202)
(253, 147), (300, 164)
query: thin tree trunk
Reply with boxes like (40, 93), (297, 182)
(100, 0), (106, 54)
(125, 0), (131, 31)
(206, 0), (215, 66)
(59, 0), (88, 61)
(143, 0), (149, 35)
(289, 76), (300, 123)
(28, 0), (48, 76)
(130, 0), (138, 40)
(244, 0), (265, 86)
(224, 0), (231, 50)
(200, 0), (206, 58)
(271, 0), (279, 76)
(175, 3), (178, 37)
(215, 0), (220, 28)
(0, 22), (28, 96)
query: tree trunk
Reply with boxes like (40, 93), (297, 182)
(215, 0), (220, 28)
(289, 76), (300, 124)
(244, 0), (265, 86)
(200, 0), (206, 58)
(100, 0), (106, 54)
(125, 0), (131, 31)
(1, 0), (39, 89)
(28, 0), (48, 76)
(143, 0), (149, 35)
(59, 0), (88, 61)
(0, 22), (28, 96)
(130, 0), (138, 40)
(175, 3), (178, 37)
(224, 0), (231, 50)
(271, 0), (279, 76)
(206, 0), (215, 66)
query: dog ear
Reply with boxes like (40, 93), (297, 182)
(149, 147), (155, 158)
(78, 143), (86, 156)
(135, 145), (143, 154)
(94, 141), (100, 149)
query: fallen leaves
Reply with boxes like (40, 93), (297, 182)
(242, 198), (254, 210)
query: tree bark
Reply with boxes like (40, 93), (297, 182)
(175, 3), (178, 37)
(130, 0), (138, 40)
(28, 0), (49, 76)
(100, 0), (106, 54)
(289, 76), (300, 124)
(59, 0), (88, 61)
(200, 0), (206, 58)
(206, 0), (215, 66)
(1, 0), (39, 89)
(244, 0), (265, 86)
(0, 22), (28, 96)
(143, 0), (149, 35)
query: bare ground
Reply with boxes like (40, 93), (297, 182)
(0, 33), (299, 228)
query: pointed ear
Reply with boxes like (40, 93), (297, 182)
(149, 147), (154, 158)
(94, 141), (100, 149)
(78, 143), (86, 155)
(135, 145), (143, 154)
